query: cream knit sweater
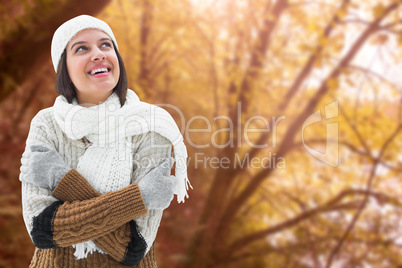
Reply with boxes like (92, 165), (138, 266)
(21, 106), (172, 267)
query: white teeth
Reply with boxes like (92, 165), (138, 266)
(90, 68), (109, 75)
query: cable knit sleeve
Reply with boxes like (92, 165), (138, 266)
(49, 132), (172, 266)
(51, 169), (147, 266)
(21, 110), (149, 251)
(21, 109), (171, 267)
(31, 177), (147, 248)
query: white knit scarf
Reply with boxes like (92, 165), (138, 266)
(53, 89), (191, 259)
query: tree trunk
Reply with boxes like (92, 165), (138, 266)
(0, 0), (112, 102)
(138, 0), (154, 100)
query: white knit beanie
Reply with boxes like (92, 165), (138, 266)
(51, 15), (118, 72)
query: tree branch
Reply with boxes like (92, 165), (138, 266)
(346, 64), (398, 87)
(240, 0), (350, 177)
(325, 121), (402, 267)
(227, 188), (401, 256)
(291, 138), (402, 172)
(221, 2), (400, 233)
(224, 232), (400, 266)
(230, 0), (289, 149)
(278, 0), (351, 112)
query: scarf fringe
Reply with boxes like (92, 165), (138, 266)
(73, 240), (106, 259)
(174, 141), (192, 203)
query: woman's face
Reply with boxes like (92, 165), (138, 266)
(66, 29), (120, 105)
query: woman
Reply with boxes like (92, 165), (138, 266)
(19, 15), (190, 267)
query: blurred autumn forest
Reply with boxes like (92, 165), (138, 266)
(1, 0), (402, 267)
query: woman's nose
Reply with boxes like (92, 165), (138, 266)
(91, 48), (106, 61)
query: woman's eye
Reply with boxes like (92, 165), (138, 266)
(75, 46), (87, 53)
(101, 42), (112, 48)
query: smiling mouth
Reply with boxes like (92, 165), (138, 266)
(88, 67), (111, 75)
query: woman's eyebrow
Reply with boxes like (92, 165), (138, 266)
(99, 38), (112, 42)
(70, 41), (87, 51)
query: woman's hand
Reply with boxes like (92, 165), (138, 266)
(20, 144), (71, 190)
(138, 158), (177, 210)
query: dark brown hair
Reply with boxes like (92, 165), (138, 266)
(55, 42), (128, 107)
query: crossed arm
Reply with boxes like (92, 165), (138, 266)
(20, 113), (173, 266)
(45, 169), (148, 265)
